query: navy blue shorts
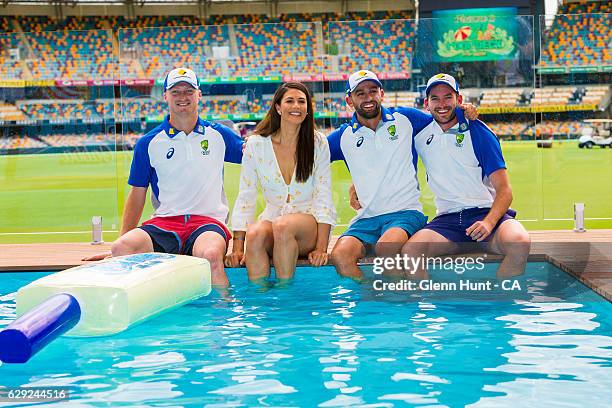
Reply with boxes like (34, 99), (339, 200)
(342, 210), (428, 245)
(423, 208), (516, 243)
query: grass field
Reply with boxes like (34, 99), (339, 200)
(1, 140), (611, 244)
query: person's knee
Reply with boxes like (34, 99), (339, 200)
(375, 241), (404, 257)
(272, 218), (293, 242)
(401, 240), (429, 257)
(510, 230), (531, 255)
(515, 230), (531, 245)
(246, 224), (267, 247)
(331, 242), (360, 266)
(194, 243), (224, 265)
(111, 236), (138, 256)
(502, 225), (530, 244)
(498, 226), (531, 255)
(400, 231), (430, 255)
(110, 240), (126, 257)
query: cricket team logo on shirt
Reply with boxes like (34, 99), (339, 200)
(388, 124), (397, 140)
(455, 133), (465, 147)
(201, 139), (210, 155)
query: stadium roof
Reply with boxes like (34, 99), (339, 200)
(1, 0), (264, 4)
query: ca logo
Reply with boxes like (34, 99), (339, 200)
(201, 139), (210, 155)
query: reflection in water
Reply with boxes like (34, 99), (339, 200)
(471, 302), (612, 407)
(318, 285), (364, 407)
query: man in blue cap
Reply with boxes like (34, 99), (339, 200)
(109, 67), (244, 287)
(403, 73), (530, 277)
(328, 70), (479, 278)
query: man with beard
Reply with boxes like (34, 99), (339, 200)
(403, 73), (530, 277)
(327, 70), (477, 279)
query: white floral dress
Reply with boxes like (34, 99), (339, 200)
(231, 132), (336, 231)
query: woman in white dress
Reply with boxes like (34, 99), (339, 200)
(225, 82), (336, 281)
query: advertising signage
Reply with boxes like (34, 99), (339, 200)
(433, 7), (517, 62)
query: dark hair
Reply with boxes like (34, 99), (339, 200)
(255, 81), (315, 183)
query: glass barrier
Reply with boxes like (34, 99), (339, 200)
(0, 28), (118, 244)
(418, 15), (539, 227)
(326, 16), (542, 230)
(538, 12), (612, 229)
(325, 18), (417, 232)
(117, 22), (326, 234)
(1, 13), (610, 245)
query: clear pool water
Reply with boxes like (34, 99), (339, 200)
(0, 262), (611, 407)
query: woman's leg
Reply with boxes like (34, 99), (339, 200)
(271, 213), (318, 280)
(245, 220), (274, 281)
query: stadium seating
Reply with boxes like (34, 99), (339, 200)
(15, 16), (116, 80)
(328, 19), (415, 74)
(0, 9), (609, 155)
(534, 120), (582, 138)
(95, 99), (161, 121)
(475, 86), (608, 109)
(17, 100), (102, 121)
(96, 96), (264, 121)
(23, 132), (138, 148)
(581, 85), (611, 107)
(25, 30), (115, 80)
(531, 87), (575, 107)
(486, 121), (583, 139)
(0, 17), (24, 80)
(2, 4), (610, 80)
(231, 22), (321, 76)
(479, 88), (526, 107)
(487, 121), (531, 138)
(0, 135), (47, 150)
(209, 14), (272, 25)
(391, 91), (420, 108)
(118, 20), (228, 79)
(0, 102), (26, 121)
(540, 1), (611, 67)
(40, 133), (110, 147)
(318, 93), (346, 113)
(0, 12), (417, 80)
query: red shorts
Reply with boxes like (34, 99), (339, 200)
(140, 215), (231, 255)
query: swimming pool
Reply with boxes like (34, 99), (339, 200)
(0, 262), (610, 406)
